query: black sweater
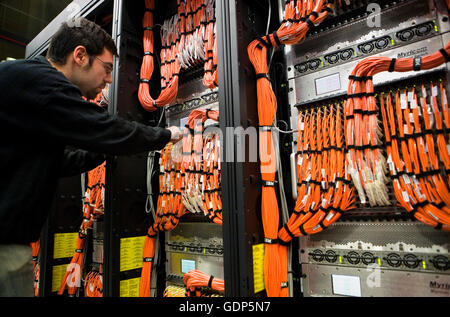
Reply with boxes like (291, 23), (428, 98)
(0, 56), (171, 244)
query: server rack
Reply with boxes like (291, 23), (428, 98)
(281, 0), (450, 297)
(26, 0), (270, 298)
(26, 0), (450, 298)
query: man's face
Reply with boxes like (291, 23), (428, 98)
(76, 48), (114, 100)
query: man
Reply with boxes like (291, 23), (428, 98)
(0, 18), (181, 296)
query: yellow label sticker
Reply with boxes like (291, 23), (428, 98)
(120, 277), (141, 297)
(53, 232), (78, 259)
(252, 244), (265, 293)
(51, 264), (69, 293)
(120, 236), (146, 272)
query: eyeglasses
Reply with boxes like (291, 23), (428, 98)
(94, 56), (113, 75)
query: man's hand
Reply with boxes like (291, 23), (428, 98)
(167, 126), (182, 143)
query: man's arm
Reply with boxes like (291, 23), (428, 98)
(60, 149), (106, 177)
(35, 86), (173, 155)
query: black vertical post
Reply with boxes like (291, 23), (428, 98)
(217, 0), (265, 297)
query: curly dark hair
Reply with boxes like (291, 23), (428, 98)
(46, 17), (118, 65)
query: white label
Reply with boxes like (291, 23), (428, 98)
(410, 99), (417, 109)
(402, 191), (410, 202)
(315, 73), (341, 95)
(312, 225), (321, 231)
(408, 91), (414, 101)
(299, 122), (305, 131)
(402, 174), (411, 184)
(409, 113), (415, 123)
(181, 259), (196, 274)
(389, 162), (395, 172)
(427, 211), (439, 221)
(387, 155), (392, 164)
(401, 99), (407, 110)
(179, 116), (189, 130)
(325, 212), (335, 222)
(332, 274), (362, 297)
(432, 86), (439, 97)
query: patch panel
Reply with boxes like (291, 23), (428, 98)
(293, 21), (438, 77)
(305, 248), (449, 273)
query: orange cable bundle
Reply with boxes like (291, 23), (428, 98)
(84, 271), (103, 297)
(345, 40), (450, 230)
(202, 0), (218, 89)
(140, 108), (220, 296)
(247, 0), (339, 297)
(57, 232), (88, 296)
(183, 269), (224, 297)
(139, 0), (217, 112)
(278, 103), (355, 246)
(138, 0), (182, 111)
(31, 239), (40, 297)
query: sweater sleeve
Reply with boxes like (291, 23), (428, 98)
(36, 86), (172, 155)
(60, 149), (106, 177)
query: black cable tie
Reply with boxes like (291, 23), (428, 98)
(143, 257), (153, 262)
(439, 48), (450, 62)
(207, 275), (214, 288)
(283, 223), (296, 240)
(262, 181), (276, 187)
(349, 75), (373, 81)
(389, 58), (397, 72)
(272, 31), (282, 47)
(413, 57), (422, 71)
(435, 223), (443, 230)
(140, 78), (150, 84)
(255, 73), (270, 81)
(299, 225), (308, 236)
(256, 36), (272, 49)
(305, 18), (315, 30)
(309, 11), (319, 18)
(259, 125), (273, 131)
(264, 237), (278, 244)
(144, 51), (154, 57)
